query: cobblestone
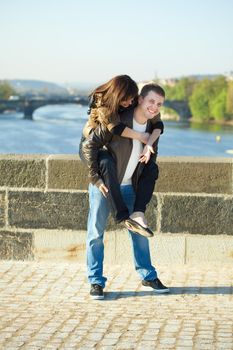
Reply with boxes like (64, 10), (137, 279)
(0, 261), (232, 349)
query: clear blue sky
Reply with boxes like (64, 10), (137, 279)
(0, 0), (233, 84)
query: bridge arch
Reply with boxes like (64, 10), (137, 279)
(163, 100), (191, 120)
(23, 98), (89, 120)
(0, 97), (89, 120)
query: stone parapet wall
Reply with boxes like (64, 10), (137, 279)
(0, 155), (232, 262)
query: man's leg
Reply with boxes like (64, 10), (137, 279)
(87, 183), (110, 288)
(120, 184), (157, 281)
(121, 184), (169, 293)
(98, 150), (129, 223)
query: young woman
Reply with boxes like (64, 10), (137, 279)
(79, 75), (164, 237)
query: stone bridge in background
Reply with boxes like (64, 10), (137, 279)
(0, 97), (89, 120)
(163, 99), (191, 119)
(0, 97), (191, 120)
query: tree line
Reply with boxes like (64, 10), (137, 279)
(2, 78), (233, 123)
(0, 81), (16, 99)
(164, 76), (233, 122)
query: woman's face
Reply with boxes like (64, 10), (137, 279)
(120, 97), (135, 108)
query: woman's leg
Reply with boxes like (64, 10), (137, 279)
(131, 160), (159, 227)
(134, 160), (159, 212)
(98, 150), (129, 223)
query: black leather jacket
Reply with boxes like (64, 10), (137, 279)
(79, 107), (160, 190)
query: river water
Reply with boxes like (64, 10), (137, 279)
(0, 104), (232, 157)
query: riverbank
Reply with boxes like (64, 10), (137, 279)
(161, 112), (179, 121)
(161, 113), (233, 127)
(189, 117), (233, 127)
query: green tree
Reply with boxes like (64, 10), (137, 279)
(165, 78), (196, 101)
(0, 81), (16, 99)
(210, 89), (227, 121)
(189, 79), (213, 121)
(209, 77), (227, 121)
(189, 76), (227, 121)
(226, 81), (233, 117)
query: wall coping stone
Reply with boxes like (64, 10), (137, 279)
(0, 155), (232, 194)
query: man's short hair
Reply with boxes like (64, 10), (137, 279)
(140, 84), (165, 98)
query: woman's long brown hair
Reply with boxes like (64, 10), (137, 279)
(88, 75), (138, 128)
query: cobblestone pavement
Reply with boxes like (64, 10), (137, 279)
(0, 261), (232, 350)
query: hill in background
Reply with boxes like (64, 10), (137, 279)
(7, 79), (70, 97)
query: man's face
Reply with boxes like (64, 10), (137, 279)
(138, 91), (164, 120)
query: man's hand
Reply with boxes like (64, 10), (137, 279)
(99, 183), (109, 198)
(139, 144), (154, 164)
(139, 132), (150, 144)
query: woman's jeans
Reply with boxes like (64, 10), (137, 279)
(87, 183), (157, 288)
(98, 150), (159, 223)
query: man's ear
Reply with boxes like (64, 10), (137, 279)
(138, 95), (143, 104)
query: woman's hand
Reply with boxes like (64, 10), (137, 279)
(139, 145), (154, 163)
(99, 183), (109, 197)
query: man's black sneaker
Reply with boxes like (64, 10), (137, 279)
(142, 278), (170, 293)
(90, 284), (104, 300)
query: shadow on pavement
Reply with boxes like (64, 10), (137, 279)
(104, 286), (232, 299)
(169, 286), (233, 294)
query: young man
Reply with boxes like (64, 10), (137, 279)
(81, 84), (170, 299)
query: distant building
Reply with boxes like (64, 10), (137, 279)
(157, 78), (178, 87)
(8, 95), (20, 101)
(137, 78), (177, 91)
(137, 80), (155, 92)
(224, 71), (233, 81)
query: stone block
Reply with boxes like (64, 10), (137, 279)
(0, 155), (46, 188)
(151, 234), (186, 264)
(33, 229), (116, 263)
(48, 155), (89, 190)
(8, 191), (89, 230)
(161, 194), (233, 235)
(33, 230), (87, 261)
(115, 232), (185, 265)
(8, 189), (157, 232)
(115, 230), (133, 264)
(0, 231), (33, 260)
(0, 191), (6, 227)
(145, 195), (158, 229)
(157, 157), (232, 194)
(186, 235), (233, 263)
(33, 229), (185, 265)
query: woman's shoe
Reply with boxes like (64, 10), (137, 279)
(124, 218), (154, 238)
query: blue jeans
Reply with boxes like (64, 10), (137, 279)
(87, 183), (157, 288)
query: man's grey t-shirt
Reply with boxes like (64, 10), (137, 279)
(121, 118), (146, 185)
